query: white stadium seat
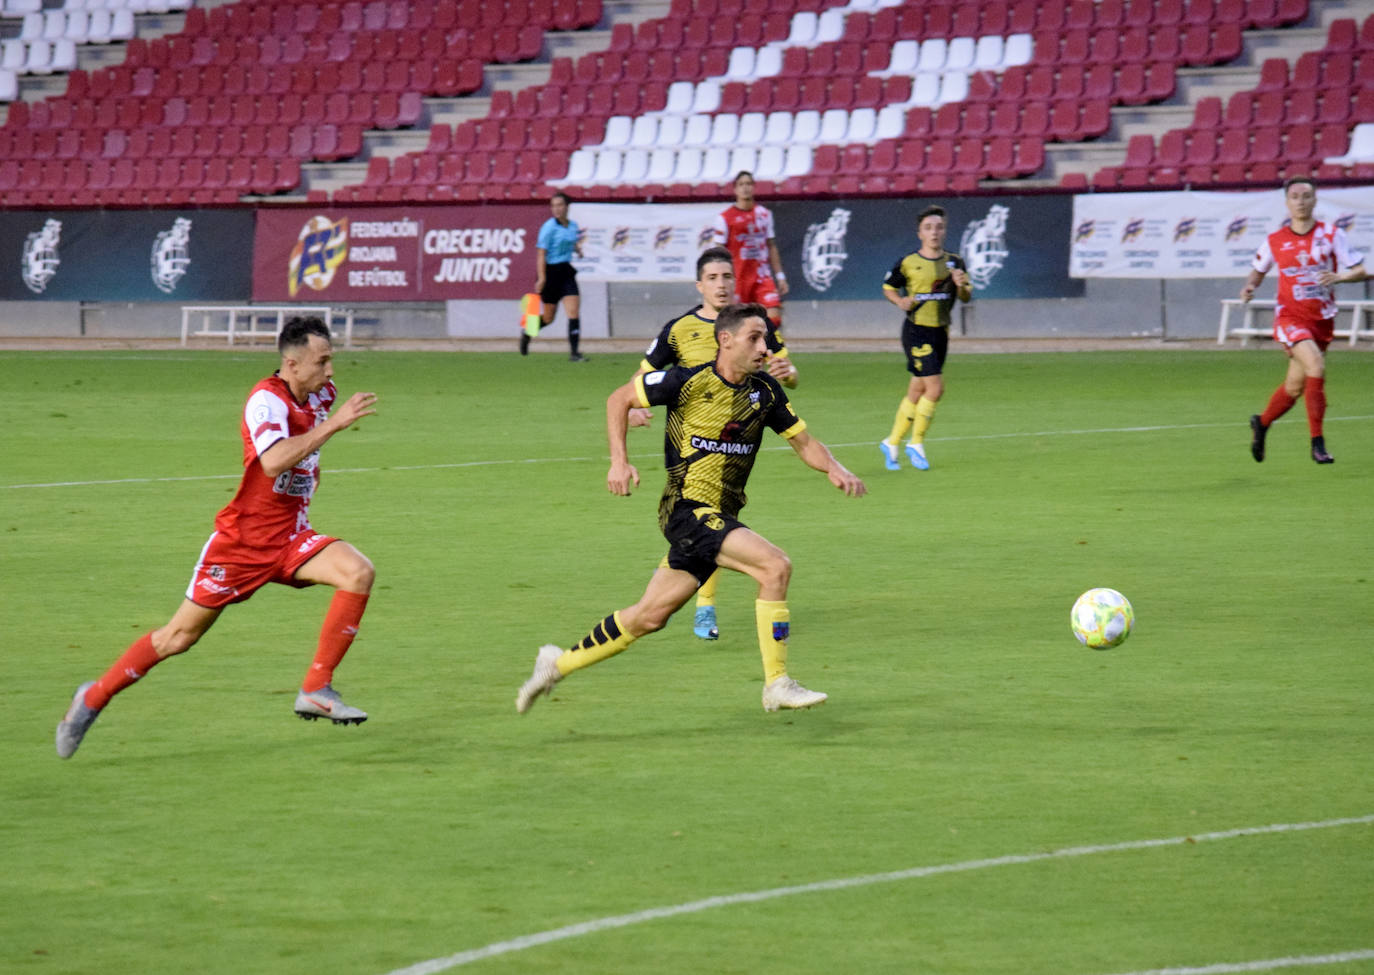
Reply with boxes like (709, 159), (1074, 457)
(736, 111), (766, 145)
(691, 79), (721, 114)
(700, 147), (732, 182)
(728, 146), (757, 178)
(973, 35), (1004, 70)
(86, 9), (114, 43)
(64, 11), (92, 42)
(672, 147), (703, 182)
(629, 115), (657, 148)
(619, 148), (649, 184)
(109, 9), (136, 40)
(754, 145), (785, 180)
(782, 144), (812, 177)
(682, 113), (712, 146)
(0, 40), (25, 71)
(875, 104), (904, 140)
(909, 72), (941, 106)
(917, 38), (947, 72)
(655, 114), (685, 148)
(593, 148), (622, 183)
(647, 148), (676, 182)
(664, 81), (694, 115)
(24, 39), (53, 73)
(0, 68), (16, 102)
(726, 46), (755, 81)
(709, 112), (738, 145)
(786, 11), (817, 45)
(846, 106), (877, 142)
(764, 110), (793, 145)
(791, 109), (821, 143)
(883, 39), (918, 76)
(19, 12), (42, 40)
(815, 7), (844, 43)
(1003, 33), (1033, 67)
(937, 71), (969, 104)
(564, 149), (595, 183)
(944, 36), (976, 72)
(41, 10), (66, 41)
(818, 108), (848, 142)
(601, 115), (632, 148)
(752, 45), (782, 79)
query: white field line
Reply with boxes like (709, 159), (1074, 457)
(7, 415), (1374, 491)
(1094, 949), (1374, 975)
(380, 814), (1374, 975)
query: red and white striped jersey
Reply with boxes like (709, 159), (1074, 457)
(1252, 221), (1364, 325)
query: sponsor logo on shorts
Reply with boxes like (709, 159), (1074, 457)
(298, 533), (325, 553)
(209, 565), (226, 581)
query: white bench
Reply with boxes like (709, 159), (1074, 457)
(180, 306), (356, 348)
(1216, 299), (1374, 347)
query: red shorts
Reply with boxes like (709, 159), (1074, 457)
(736, 270), (781, 309)
(1274, 318), (1333, 352)
(186, 529), (338, 608)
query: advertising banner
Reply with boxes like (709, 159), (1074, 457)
(773, 195), (1084, 301)
(253, 205), (547, 301)
(569, 202), (719, 282)
(0, 209), (252, 301)
(1070, 186), (1374, 278)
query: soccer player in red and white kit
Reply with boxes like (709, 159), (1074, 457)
(56, 317), (379, 759)
(1242, 176), (1367, 464)
(710, 170), (789, 329)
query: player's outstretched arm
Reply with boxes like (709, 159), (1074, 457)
(788, 430), (867, 498)
(606, 381), (642, 496)
(260, 391), (378, 478)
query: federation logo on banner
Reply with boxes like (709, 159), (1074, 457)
(1226, 216), (1248, 240)
(288, 215), (349, 297)
(801, 207), (850, 292)
(960, 204), (1010, 289)
(1074, 220), (1096, 243)
(1173, 218), (1197, 243)
(151, 217), (192, 294)
(22, 218), (62, 294)
(1122, 219), (1146, 242)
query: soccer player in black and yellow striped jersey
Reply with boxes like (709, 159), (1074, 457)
(516, 303), (865, 715)
(630, 246), (797, 643)
(878, 205), (972, 472)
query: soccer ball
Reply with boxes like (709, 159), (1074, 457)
(1070, 588), (1134, 649)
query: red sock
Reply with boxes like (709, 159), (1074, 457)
(302, 591), (369, 692)
(1259, 385), (1297, 427)
(1303, 376), (1326, 438)
(86, 632), (163, 710)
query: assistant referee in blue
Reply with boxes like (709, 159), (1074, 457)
(524, 191), (587, 361)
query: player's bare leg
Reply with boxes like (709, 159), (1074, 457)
(716, 528), (826, 711)
(292, 541), (374, 724)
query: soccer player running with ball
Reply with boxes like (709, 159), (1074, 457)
(878, 204), (973, 472)
(1242, 175), (1368, 464)
(516, 302), (865, 715)
(56, 317), (379, 759)
(629, 246), (797, 642)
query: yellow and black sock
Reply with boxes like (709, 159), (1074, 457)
(755, 599), (790, 685)
(696, 568), (720, 609)
(885, 397), (917, 447)
(561, 611), (635, 675)
(909, 396), (937, 444)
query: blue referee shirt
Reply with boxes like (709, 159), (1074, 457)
(537, 217), (580, 265)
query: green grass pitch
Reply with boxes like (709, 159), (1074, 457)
(3, 346), (1372, 975)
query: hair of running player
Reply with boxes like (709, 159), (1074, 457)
(715, 302), (768, 340)
(697, 246), (734, 280)
(917, 204), (947, 225)
(278, 316), (331, 354)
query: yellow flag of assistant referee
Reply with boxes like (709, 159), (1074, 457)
(519, 293), (542, 337)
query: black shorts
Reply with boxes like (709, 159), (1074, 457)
(540, 262), (579, 304)
(901, 321), (949, 377)
(661, 500), (745, 586)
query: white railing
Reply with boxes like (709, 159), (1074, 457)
(180, 306), (356, 348)
(1216, 299), (1374, 347)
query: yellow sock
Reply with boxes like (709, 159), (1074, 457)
(696, 568), (720, 608)
(909, 396), (937, 444)
(559, 611), (635, 675)
(755, 599), (790, 685)
(886, 397), (917, 446)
